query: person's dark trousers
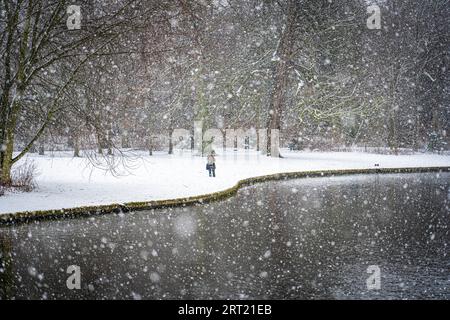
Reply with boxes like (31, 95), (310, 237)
(208, 165), (216, 177)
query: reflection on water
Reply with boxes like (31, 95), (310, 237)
(0, 173), (449, 300)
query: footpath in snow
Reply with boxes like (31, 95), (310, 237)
(0, 150), (449, 214)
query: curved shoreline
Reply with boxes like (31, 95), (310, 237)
(1, 166), (449, 225)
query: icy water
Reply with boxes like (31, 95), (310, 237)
(0, 173), (449, 300)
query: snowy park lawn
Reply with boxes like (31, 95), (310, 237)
(0, 149), (449, 214)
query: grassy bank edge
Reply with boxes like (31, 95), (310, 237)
(1, 166), (449, 225)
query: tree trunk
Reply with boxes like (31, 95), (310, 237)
(0, 129), (14, 185)
(148, 136), (153, 156)
(256, 128), (260, 152)
(168, 121), (174, 155)
(96, 131), (103, 155)
(0, 1), (19, 185)
(1, 1), (34, 184)
(387, 111), (398, 155)
(267, 0), (297, 157)
(38, 139), (45, 155)
(121, 135), (129, 149)
(1, 157), (12, 186)
(221, 129), (226, 151)
(106, 130), (113, 155)
(74, 137), (80, 157)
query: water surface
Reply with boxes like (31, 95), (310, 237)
(0, 173), (448, 299)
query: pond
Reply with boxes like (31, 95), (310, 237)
(0, 173), (448, 300)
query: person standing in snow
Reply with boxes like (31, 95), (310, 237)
(206, 150), (216, 177)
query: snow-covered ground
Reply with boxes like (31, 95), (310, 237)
(0, 149), (449, 214)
